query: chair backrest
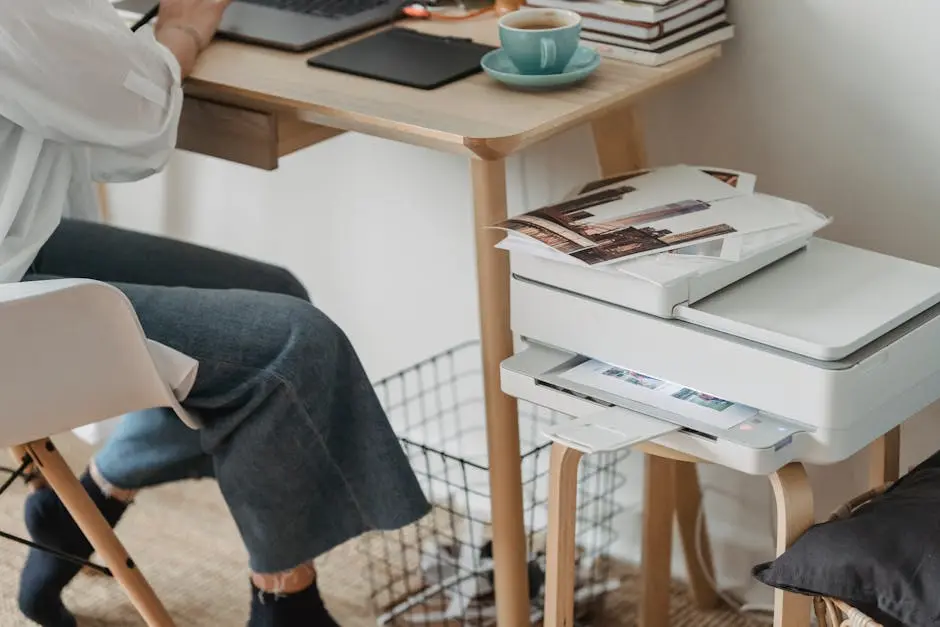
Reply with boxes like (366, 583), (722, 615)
(0, 279), (194, 449)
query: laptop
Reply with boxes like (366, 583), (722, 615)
(113, 0), (405, 52)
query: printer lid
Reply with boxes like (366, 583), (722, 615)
(674, 239), (940, 361)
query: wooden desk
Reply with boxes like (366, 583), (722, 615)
(177, 18), (721, 625)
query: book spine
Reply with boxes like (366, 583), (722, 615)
(581, 16), (658, 40)
(524, 0), (656, 22)
(581, 40), (658, 65)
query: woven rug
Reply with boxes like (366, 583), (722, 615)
(0, 435), (748, 626)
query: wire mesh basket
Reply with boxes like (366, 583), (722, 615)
(812, 484), (892, 627)
(360, 341), (628, 626)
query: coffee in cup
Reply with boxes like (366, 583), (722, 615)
(512, 16), (569, 30)
(498, 8), (582, 75)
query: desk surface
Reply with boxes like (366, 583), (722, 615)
(186, 16), (720, 158)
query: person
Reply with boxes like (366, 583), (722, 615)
(0, 0), (431, 625)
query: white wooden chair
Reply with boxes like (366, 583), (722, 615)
(1, 278), (190, 626)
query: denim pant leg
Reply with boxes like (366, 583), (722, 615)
(93, 408), (216, 489)
(27, 218), (307, 493)
(102, 284), (430, 573)
(27, 219), (428, 573)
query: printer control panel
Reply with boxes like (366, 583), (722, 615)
(718, 413), (808, 450)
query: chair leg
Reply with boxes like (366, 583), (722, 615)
(674, 460), (721, 610)
(544, 442), (584, 627)
(639, 455), (676, 627)
(25, 439), (175, 627)
(768, 462), (814, 627)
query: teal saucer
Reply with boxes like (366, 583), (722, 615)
(481, 46), (601, 89)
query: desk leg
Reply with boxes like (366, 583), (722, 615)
(591, 105), (647, 176)
(470, 157), (530, 626)
(769, 463), (814, 627)
(869, 427), (901, 488)
(97, 183), (110, 223)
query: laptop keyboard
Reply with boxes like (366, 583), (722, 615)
(240, 0), (397, 18)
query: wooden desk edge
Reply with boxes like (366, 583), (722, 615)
(465, 45), (722, 160)
(182, 45), (722, 164)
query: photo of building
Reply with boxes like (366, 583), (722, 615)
(702, 169), (740, 188)
(576, 169), (651, 195)
(601, 367), (664, 390)
(530, 185), (638, 236)
(493, 164), (755, 265)
(597, 200), (710, 231)
(570, 221), (737, 265)
(660, 223), (736, 245)
(672, 388), (735, 412)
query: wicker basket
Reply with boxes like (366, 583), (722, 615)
(812, 483), (893, 627)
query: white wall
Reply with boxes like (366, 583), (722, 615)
(106, 0), (940, 609)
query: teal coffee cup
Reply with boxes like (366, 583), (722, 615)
(498, 8), (582, 75)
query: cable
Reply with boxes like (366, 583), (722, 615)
(694, 488), (774, 625)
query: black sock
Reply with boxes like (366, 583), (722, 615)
(18, 471), (129, 627)
(249, 579), (340, 627)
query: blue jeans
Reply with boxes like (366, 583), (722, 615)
(25, 219), (430, 573)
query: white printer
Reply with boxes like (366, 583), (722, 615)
(498, 169), (940, 476)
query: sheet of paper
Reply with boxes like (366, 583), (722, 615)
(560, 165), (757, 201)
(689, 166), (757, 193)
(544, 406), (679, 454)
(558, 359), (757, 429)
(491, 165), (796, 267)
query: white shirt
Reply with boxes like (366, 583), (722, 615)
(0, 0), (184, 283)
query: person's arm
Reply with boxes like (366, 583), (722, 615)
(0, 0), (225, 182)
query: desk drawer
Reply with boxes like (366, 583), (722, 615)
(177, 97), (343, 170)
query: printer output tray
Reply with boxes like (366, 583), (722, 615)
(502, 343), (811, 475)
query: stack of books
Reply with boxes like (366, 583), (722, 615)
(522, 0), (733, 66)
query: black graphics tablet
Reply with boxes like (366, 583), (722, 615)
(307, 27), (495, 90)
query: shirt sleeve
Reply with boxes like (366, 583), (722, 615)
(0, 0), (184, 181)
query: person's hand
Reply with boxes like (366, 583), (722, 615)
(155, 0), (233, 77)
(158, 0), (233, 50)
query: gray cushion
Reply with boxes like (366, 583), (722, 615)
(753, 452), (940, 627)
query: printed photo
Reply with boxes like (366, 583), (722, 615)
(497, 195), (737, 265)
(495, 185), (639, 254)
(601, 367), (664, 390)
(570, 220), (735, 265)
(492, 165), (776, 266)
(695, 167), (757, 193)
(702, 169), (740, 188)
(672, 388), (735, 412)
(576, 169), (651, 195)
